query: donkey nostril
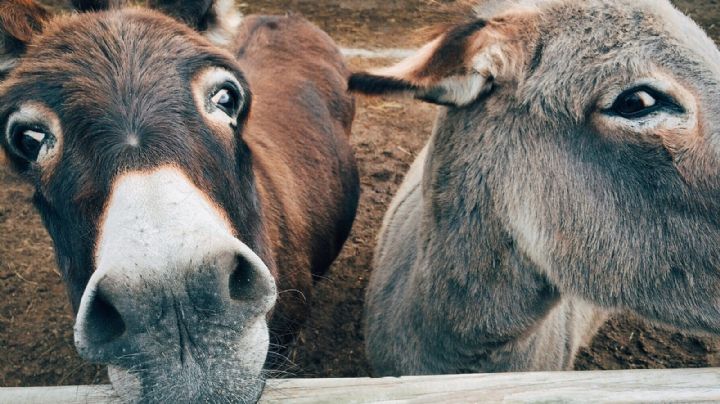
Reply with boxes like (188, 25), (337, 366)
(85, 293), (126, 344)
(229, 255), (259, 301)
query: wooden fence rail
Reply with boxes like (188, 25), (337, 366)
(2, 368), (720, 403)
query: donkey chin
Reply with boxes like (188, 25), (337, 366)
(104, 320), (269, 403)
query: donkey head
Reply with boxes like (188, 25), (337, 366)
(0, 0), (275, 402)
(352, 0), (720, 334)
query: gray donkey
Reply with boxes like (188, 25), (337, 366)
(350, 0), (720, 375)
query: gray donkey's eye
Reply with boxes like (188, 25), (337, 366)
(616, 91), (656, 115)
(609, 86), (683, 119)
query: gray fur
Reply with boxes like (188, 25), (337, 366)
(364, 0), (720, 375)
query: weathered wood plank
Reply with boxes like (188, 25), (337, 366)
(0, 385), (117, 403)
(2, 368), (719, 403)
(262, 369), (720, 403)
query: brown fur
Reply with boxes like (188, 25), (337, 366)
(1, 5), (357, 333)
(0, 1), (358, 401)
(0, 0), (48, 79)
(0, 0), (48, 43)
(232, 14), (358, 337)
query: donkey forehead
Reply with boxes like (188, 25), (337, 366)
(6, 10), (239, 100)
(0, 11), (248, 203)
(631, 0), (720, 70)
(1, 10), (245, 145)
(515, 0), (720, 89)
(540, 0), (718, 61)
(475, 0), (718, 61)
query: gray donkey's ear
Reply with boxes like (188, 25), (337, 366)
(0, 0), (49, 79)
(349, 12), (537, 107)
(147, 0), (242, 47)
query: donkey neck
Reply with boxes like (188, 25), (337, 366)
(410, 109), (565, 358)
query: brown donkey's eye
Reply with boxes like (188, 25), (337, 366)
(210, 84), (241, 117)
(11, 126), (50, 162)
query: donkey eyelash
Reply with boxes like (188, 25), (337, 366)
(208, 81), (241, 99)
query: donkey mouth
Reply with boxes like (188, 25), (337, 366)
(109, 365), (266, 404)
(105, 317), (270, 403)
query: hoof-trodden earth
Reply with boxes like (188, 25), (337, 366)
(1, 0), (719, 387)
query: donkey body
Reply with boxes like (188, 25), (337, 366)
(233, 13), (359, 347)
(0, 1), (357, 402)
(352, 0), (720, 375)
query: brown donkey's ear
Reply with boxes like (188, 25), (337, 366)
(349, 13), (536, 107)
(71, 0), (127, 12)
(0, 0), (49, 78)
(147, 0), (242, 47)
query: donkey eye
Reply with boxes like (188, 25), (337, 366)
(210, 84), (241, 117)
(11, 126), (49, 162)
(609, 87), (682, 119)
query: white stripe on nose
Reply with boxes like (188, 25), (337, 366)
(94, 166), (238, 272)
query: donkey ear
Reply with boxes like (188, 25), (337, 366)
(147, 0), (242, 47)
(349, 14), (535, 107)
(71, 0), (127, 12)
(0, 0), (49, 78)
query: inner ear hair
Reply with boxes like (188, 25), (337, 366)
(347, 18), (491, 106)
(348, 10), (536, 107)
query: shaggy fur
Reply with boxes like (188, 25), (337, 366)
(352, 0), (720, 375)
(0, 0), (358, 401)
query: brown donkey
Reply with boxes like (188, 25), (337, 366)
(352, 0), (720, 376)
(0, 0), (358, 401)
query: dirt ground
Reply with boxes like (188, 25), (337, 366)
(2, 0), (720, 388)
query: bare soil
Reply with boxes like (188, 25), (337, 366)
(2, 0), (720, 388)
